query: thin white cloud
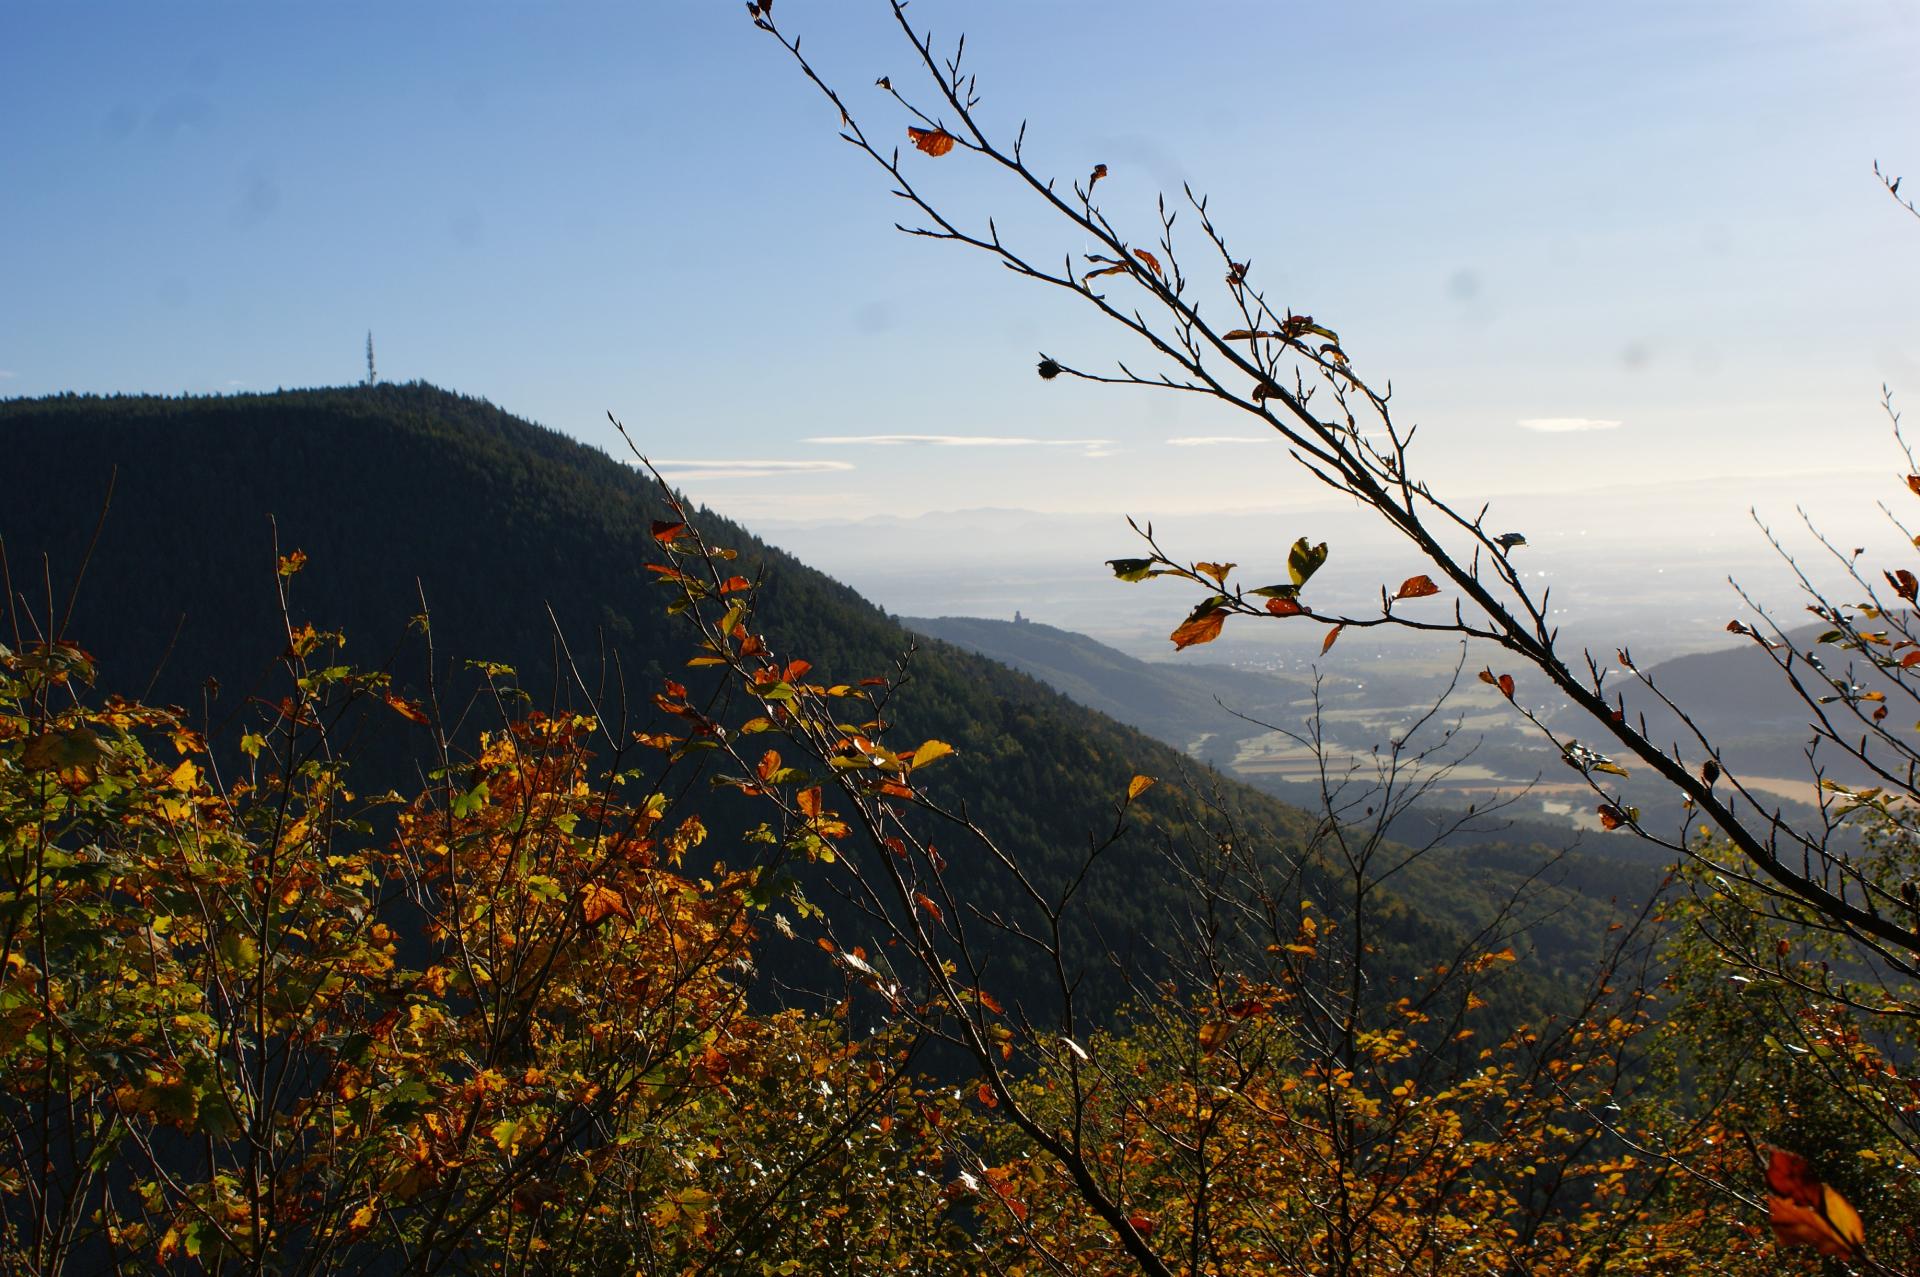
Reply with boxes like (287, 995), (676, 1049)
(0, 370), (17, 380)
(807, 433), (1113, 457)
(1516, 416), (1622, 433)
(1167, 435), (1267, 447)
(651, 459), (855, 481)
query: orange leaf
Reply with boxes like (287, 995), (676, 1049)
(976, 1083), (998, 1108)
(1394, 574), (1440, 601)
(1127, 774), (1156, 801)
(719, 575), (752, 594)
(1907, 474), (1920, 498)
(581, 883), (631, 925)
(381, 692), (430, 726)
(1766, 1149), (1865, 1259)
(1197, 1022), (1232, 1055)
(914, 891), (944, 923)
(650, 520), (686, 544)
(757, 749), (782, 782)
(1171, 609), (1228, 650)
(797, 787), (824, 818)
(1134, 248), (1162, 276)
(1266, 596), (1306, 618)
(908, 126), (957, 157)
(1321, 624), (1344, 655)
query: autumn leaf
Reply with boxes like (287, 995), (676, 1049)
(1394, 574), (1441, 601)
(908, 126), (957, 156)
(1266, 596), (1306, 618)
(651, 520), (686, 544)
(1195, 561), (1235, 585)
(1766, 1148), (1865, 1260)
(1088, 162), (1107, 189)
(382, 691), (431, 725)
(1287, 538), (1329, 587)
(976, 1082), (998, 1108)
(797, 787), (824, 818)
(1596, 803), (1638, 830)
(1321, 624), (1345, 654)
(1907, 474), (1920, 498)
(1133, 248), (1163, 276)
(21, 726), (104, 772)
(1171, 608), (1229, 650)
(1478, 669), (1516, 700)
(914, 891), (944, 923)
(1197, 1022), (1232, 1054)
(277, 549), (308, 577)
(1127, 774), (1156, 801)
(911, 739), (955, 769)
(1108, 557), (1157, 582)
(581, 883), (631, 925)
(1223, 328), (1282, 341)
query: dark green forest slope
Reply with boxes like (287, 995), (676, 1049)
(0, 384), (1622, 1007)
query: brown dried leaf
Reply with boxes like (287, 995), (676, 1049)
(907, 126), (957, 157)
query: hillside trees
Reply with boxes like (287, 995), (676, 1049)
(746, 0), (1919, 1267)
(0, 558), (955, 1274)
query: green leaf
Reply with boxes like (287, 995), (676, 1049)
(1287, 538), (1329, 587)
(1107, 558), (1157, 582)
(451, 781), (491, 818)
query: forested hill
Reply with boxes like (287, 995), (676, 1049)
(0, 384), (1586, 1006)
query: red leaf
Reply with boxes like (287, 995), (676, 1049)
(914, 891), (944, 923)
(1498, 674), (1515, 700)
(1266, 596), (1306, 618)
(907, 126), (957, 157)
(1171, 608), (1229, 650)
(1133, 248), (1162, 276)
(1394, 574), (1441, 601)
(1321, 624), (1344, 655)
(976, 1083), (998, 1108)
(651, 520), (686, 544)
(1907, 475), (1920, 498)
(719, 575), (752, 594)
(1766, 1148), (1865, 1259)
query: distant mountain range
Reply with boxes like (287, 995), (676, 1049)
(904, 613), (1305, 763)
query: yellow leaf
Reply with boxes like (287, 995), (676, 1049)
(1127, 774), (1156, 801)
(911, 739), (955, 769)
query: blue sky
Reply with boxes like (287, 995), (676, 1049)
(5, 1), (1919, 529)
